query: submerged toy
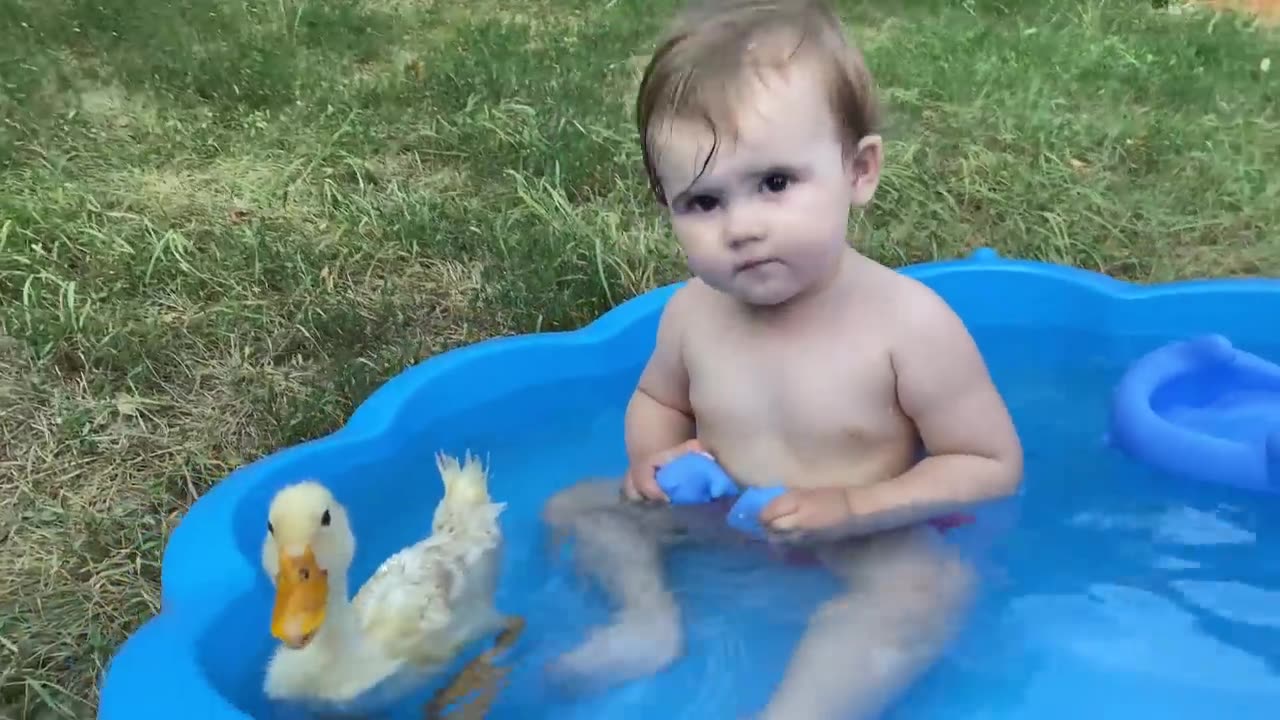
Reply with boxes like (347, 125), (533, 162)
(1108, 334), (1280, 494)
(655, 451), (786, 537)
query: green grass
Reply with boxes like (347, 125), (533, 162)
(0, 0), (1276, 716)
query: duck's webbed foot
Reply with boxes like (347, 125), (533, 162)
(422, 615), (526, 719)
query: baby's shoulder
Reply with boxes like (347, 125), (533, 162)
(860, 260), (972, 346)
(886, 270), (955, 317)
(657, 277), (725, 328)
(854, 257), (945, 309)
(675, 276), (723, 305)
(648, 278), (723, 359)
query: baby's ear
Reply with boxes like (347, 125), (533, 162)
(846, 134), (883, 207)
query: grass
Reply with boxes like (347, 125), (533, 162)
(0, 0), (1276, 716)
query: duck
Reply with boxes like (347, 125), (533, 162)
(260, 451), (510, 711)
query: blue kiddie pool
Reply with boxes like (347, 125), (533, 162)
(100, 248), (1280, 720)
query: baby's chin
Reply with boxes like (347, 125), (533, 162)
(739, 287), (800, 307)
(719, 274), (805, 308)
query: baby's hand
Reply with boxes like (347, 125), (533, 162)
(758, 487), (855, 543)
(623, 438), (707, 503)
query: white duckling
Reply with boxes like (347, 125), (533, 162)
(261, 451), (509, 710)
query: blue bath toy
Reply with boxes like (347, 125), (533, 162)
(655, 451), (740, 502)
(1108, 334), (1280, 494)
(656, 451), (787, 538)
(726, 486), (788, 537)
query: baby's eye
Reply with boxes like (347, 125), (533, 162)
(761, 173), (791, 193)
(687, 195), (719, 213)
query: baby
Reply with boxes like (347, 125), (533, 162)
(543, 1), (1024, 718)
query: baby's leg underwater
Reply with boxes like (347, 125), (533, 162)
(542, 478), (684, 693)
(759, 526), (976, 720)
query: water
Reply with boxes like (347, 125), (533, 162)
(246, 330), (1280, 719)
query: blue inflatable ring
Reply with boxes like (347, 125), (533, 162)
(1108, 334), (1280, 494)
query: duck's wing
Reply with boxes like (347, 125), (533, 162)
(352, 536), (462, 665)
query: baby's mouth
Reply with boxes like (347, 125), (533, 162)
(735, 257), (778, 273)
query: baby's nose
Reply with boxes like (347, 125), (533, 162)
(723, 208), (765, 249)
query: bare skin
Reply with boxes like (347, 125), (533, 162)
(684, 256), (925, 493)
(544, 48), (1022, 720)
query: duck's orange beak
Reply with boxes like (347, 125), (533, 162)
(271, 546), (328, 649)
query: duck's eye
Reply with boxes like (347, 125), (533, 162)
(267, 521), (275, 535)
(321, 509), (331, 527)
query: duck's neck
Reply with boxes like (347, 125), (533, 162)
(310, 573), (360, 651)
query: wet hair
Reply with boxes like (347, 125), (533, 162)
(635, 0), (881, 205)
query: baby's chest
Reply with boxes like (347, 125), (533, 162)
(686, 336), (898, 432)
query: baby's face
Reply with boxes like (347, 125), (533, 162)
(651, 62), (879, 307)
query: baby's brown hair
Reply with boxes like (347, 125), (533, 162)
(636, 0), (880, 205)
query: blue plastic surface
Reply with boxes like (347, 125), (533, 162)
(654, 451), (787, 537)
(1108, 334), (1280, 494)
(98, 247), (1280, 720)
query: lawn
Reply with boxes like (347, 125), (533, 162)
(0, 0), (1276, 717)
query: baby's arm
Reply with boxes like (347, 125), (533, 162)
(849, 285), (1023, 531)
(622, 286), (699, 500)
